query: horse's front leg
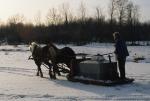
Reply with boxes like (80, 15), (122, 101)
(35, 61), (43, 77)
(35, 60), (39, 76)
(38, 65), (43, 78)
(37, 68), (39, 76)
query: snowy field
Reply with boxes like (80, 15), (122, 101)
(0, 44), (150, 101)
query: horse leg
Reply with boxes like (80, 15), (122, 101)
(37, 69), (39, 76)
(39, 65), (43, 78)
(49, 68), (53, 79)
(36, 64), (39, 76)
(67, 59), (75, 78)
(35, 60), (40, 76)
(35, 60), (43, 77)
(51, 63), (61, 76)
(37, 64), (43, 78)
(44, 61), (54, 79)
(52, 63), (57, 79)
(56, 64), (61, 76)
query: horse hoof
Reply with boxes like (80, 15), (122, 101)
(40, 75), (43, 78)
(49, 74), (53, 78)
(52, 75), (56, 79)
(53, 77), (56, 79)
(58, 73), (61, 76)
(50, 77), (56, 79)
(36, 74), (39, 76)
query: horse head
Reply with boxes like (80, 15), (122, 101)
(29, 42), (40, 54)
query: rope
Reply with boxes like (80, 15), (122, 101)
(42, 63), (50, 69)
(28, 55), (50, 69)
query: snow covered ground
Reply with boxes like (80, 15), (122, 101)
(0, 44), (150, 101)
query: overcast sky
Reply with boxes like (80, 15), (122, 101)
(0, 0), (149, 23)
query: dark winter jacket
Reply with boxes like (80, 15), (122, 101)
(114, 38), (129, 58)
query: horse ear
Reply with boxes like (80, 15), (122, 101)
(27, 42), (31, 47)
(47, 42), (51, 46)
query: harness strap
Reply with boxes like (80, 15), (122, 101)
(42, 63), (50, 69)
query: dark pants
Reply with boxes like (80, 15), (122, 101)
(117, 57), (126, 79)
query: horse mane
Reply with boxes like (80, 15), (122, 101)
(48, 42), (58, 51)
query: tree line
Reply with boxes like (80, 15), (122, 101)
(0, 0), (150, 45)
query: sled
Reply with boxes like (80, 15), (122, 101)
(67, 76), (134, 86)
(67, 53), (134, 86)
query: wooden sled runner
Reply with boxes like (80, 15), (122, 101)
(68, 77), (134, 86)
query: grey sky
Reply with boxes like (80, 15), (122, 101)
(0, 0), (149, 23)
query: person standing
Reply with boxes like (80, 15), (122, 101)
(113, 32), (129, 80)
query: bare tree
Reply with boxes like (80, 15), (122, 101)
(46, 7), (64, 25)
(79, 2), (87, 22)
(108, 0), (118, 24)
(127, 1), (134, 25)
(34, 11), (42, 26)
(68, 12), (74, 23)
(116, 0), (129, 26)
(61, 3), (70, 24)
(95, 7), (105, 23)
(8, 14), (25, 24)
(132, 5), (140, 25)
(46, 8), (57, 25)
(126, 2), (140, 25)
